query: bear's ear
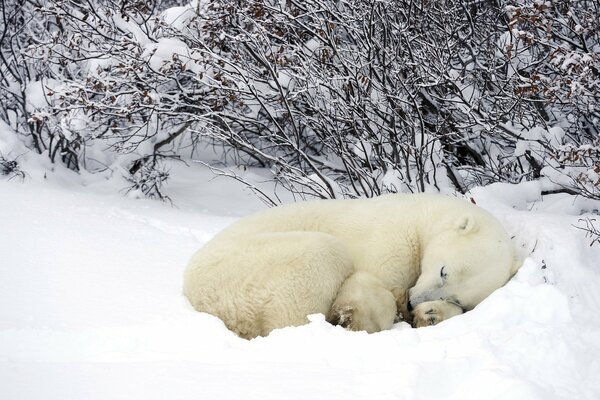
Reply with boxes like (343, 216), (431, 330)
(455, 215), (478, 234)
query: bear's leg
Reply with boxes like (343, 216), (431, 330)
(411, 300), (464, 328)
(327, 271), (397, 333)
(184, 231), (354, 339)
(250, 232), (353, 336)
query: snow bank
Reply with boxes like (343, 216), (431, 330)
(1, 171), (599, 399)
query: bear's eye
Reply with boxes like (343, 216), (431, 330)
(440, 266), (448, 282)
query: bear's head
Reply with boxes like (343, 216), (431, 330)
(408, 213), (518, 312)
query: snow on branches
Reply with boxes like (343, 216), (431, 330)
(0, 0), (598, 201)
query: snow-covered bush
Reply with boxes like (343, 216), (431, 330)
(504, 0), (600, 198)
(0, 0), (598, 202)
(126, 155), (171, 200)
(0, 154), (23, 179)
(0, 1), (57, 164)
(164, 0), (546, 197)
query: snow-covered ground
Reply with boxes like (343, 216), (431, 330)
(1, 163), (600, 400)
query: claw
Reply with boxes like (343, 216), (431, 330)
(327, 305), (354, 328)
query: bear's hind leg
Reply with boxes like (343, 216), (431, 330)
(235, 231), (355, 338)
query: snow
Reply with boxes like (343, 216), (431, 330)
(1, 165), (600, 399)
(144, 38), (204, 74)
(160, 3), (198, 29)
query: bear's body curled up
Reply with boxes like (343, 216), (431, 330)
(183, 194), (518, 339)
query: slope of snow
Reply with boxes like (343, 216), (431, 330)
(1, 168), (599, 400)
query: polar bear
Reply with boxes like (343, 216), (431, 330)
(183, 193), (518, 339)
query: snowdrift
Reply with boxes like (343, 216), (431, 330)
(1, 169), (599, 400)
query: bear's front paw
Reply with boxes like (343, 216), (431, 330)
(411, 300), (463, 328)
(412, 305), (442, 327)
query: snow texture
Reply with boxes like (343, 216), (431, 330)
(1, 164), (600, 400)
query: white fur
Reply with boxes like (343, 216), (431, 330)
(183, 194), (517, 339)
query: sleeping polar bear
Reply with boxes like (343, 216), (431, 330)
(183, 193), (518, 339)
